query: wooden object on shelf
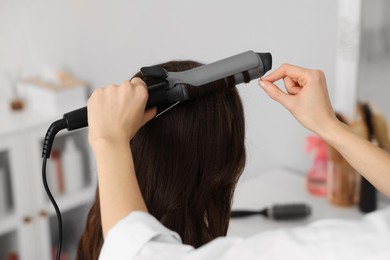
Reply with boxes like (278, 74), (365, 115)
(326, 113), (360, 207)
(9, 98), (24, 111)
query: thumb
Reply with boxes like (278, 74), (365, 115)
(259, 80), (291, 108)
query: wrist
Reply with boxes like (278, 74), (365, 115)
(316, 117), (345, 144)
(90, 137), (130, 152)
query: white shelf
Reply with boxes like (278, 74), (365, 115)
(45, 186), (95, 216)
(0, 213), (18, 236)
(0, 89), (92, 259)
(0, 102), (58, 137)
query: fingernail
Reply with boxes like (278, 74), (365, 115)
(259, 80), (268, 89)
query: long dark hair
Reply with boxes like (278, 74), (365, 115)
(77, 60), (246, 259)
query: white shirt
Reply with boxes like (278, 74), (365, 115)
(99, 207), (390, 260)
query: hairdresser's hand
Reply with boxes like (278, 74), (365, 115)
(259, 64), (338, 137)
(87, 78), (156, 148)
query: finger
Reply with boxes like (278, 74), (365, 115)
(107, 83), (118, 89)
(283, 77), (295, 93)
(130, 77), (149, 102)
(130, 77), (147, 88)
(262, 64), (309, 83)
(142, 107), (157, 126)
(283, 77), (301, 95)
(259, 80), (292, 109)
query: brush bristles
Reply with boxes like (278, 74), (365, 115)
(270, 204), (311, 220)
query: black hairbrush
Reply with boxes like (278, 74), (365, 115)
(231, 203), (312, 220)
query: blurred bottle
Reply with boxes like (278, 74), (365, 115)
(305, 136), (327, 196)
(62, 138), (84, 193)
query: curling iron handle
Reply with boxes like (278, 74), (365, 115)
(63, 107), (88, 131)
(62, 89), (161, 131)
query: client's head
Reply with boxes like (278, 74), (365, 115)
(77, 60), (246, 259)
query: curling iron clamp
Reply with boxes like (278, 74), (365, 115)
(42, 50), (272, 158)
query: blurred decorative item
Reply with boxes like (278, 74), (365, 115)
(52, 149), (65, 195)
(3, 70), (25, 111)
(10, 98), (24, 111)
(326, 113), (360, 207)
(62, 138), (84, 193)
(327, 103), (390, 209)
(17, 70), (88, 115)
(0, 164), (9, 217)
(305, 135), (328, 196)
(46, 149), (65, 197)
(5, 252), (18, 260)
(46, 155), (58, 197)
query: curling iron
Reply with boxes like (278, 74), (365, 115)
(42, 50), (271, 158)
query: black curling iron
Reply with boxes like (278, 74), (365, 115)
(42, 51), (271, 158)
(41, 50), (272, 260)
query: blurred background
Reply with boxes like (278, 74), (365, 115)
(0, 0), (389, 259)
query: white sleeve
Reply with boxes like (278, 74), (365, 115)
(100, 208), (390, 260)
(99, 211), (187, 259)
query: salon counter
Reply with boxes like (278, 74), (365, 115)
(228, 168), (390, 237)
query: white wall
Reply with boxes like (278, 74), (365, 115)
(0, 0), (339, 177)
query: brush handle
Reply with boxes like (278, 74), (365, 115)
(230, 209), (267, 218)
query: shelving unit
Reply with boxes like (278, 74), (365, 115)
(0, 215), (18, 237)
(0, 102), (97, 260)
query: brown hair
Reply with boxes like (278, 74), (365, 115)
(77, 60), (246, 259)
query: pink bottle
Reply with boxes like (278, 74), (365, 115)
(305, 136), (328, 196)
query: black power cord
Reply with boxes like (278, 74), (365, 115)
(42, 119), (67, 260)
(42, 157), (62, 260)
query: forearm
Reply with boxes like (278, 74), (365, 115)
(320, 120), (390, 197)
(93, 140), (147, 237)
